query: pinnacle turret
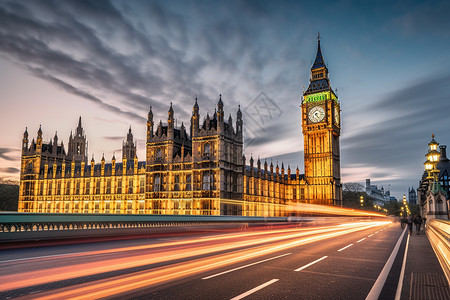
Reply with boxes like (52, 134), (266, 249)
(37, 125), (42, 138)
(304, 36), (331, 95)
(76, 116), (83, 136)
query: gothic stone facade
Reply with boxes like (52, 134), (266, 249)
(18, 40), (342, 216)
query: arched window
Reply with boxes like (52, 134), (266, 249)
(106, 179), (111, 194)
(203, 172), (214, 190)
(174, 175), (180, 191)
(95, 180), (101, 194)
(156, 148), (162, 160)
(437, 198), (445, 212)
(85, 181), (90, 194)
(47, 182), (52, 196)
(154, 174), (161, 192)
(186, 174), (192, 191)
(65, 181), (70, 195)
(75, 181), (80, 195)
(203, 173), (210, 190)
(117, 179), (122, 194)
(128, 179), (133, 194)
(140, 178), (145, 193)
(204, 143), (210, 155)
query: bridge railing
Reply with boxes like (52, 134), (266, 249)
(0, 212), (288, 233)
(427, 219), (450, 284)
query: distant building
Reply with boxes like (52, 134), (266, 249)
(365, 179), (390, 205)
(408, 187), (417, 205)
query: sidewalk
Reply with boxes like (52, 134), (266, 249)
(400, 230), (450, 299)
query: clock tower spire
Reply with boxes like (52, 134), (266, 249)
(301, 37), (342, 206)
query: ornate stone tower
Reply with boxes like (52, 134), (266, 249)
(68, 117), (88, 163)
(301, 37), (342, 206)
(122, 126), (137, 160)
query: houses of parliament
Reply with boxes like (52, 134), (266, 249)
(18, 40), (342, 216)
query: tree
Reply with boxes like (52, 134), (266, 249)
(0, 183), (19, 211)
(342, 191), (376, 210)
(343, 182), (365, 193)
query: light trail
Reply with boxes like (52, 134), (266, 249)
(0, 225), (321, 265)
(0, 224), (366, 290)
(8, 221), (390, 299)
(287, 203), (386, 217)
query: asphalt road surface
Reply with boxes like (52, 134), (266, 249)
(0, 219), (402, 299)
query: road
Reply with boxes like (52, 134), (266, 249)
(0, 219), (402, 299)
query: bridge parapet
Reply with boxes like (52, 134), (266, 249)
(0, 212), (286, 233)
(427, 219), (450, 284)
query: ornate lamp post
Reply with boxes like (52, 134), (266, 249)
(424, 135), (440, 183)
(422, 134), (449, 220)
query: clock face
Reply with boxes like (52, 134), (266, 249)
(334, 106), (340, 125)
(308, 106), (325, 123)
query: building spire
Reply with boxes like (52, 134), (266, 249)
(76, 116), (83, 136)
(304, 36), (332, 96)
(193, 97), (199, 112)
(312, 35), (325, 70)
(148, 105), (153, 120)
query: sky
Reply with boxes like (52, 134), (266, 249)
(1, 0), (450, 200)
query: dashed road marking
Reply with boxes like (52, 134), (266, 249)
(295, 256), (328, 272)
(230, 279), (279, 300)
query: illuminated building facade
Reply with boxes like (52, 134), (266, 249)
(301, 38), (342, 206)
(18, 40), (342, 215)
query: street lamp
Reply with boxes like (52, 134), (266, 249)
(424, 134), (440, 183)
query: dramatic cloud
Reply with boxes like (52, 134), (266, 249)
(343, 71), (450, 169)
(393, 1), (450, 37)
(0, 167), (20, 174)
(0, 148), (19, 161)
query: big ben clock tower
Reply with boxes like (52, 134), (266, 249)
(302, 37), (342, 206)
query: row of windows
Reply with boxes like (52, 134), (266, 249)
(152, 142), (221, 162)
(21, 199), (219, 214)
(153, 173), (215, 191)
(245, 180), (304, 200)
(23, 178), (145, 196)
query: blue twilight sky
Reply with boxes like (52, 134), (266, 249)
(1, 0), (450, 199)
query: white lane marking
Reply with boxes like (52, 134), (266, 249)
(202, 253), (291, 280)
(0, 253), (85, 264)
(357, 238), (366, 243)
(365, 227), (407, 300)
(230, 279), (279, 300)
(294, 256), (328, 272)
(394, 233), (410, 300)
(368, 234), (374, 237)
(338, 244), (353, 252)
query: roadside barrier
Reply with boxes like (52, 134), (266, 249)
(427, 219), (450, 284)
